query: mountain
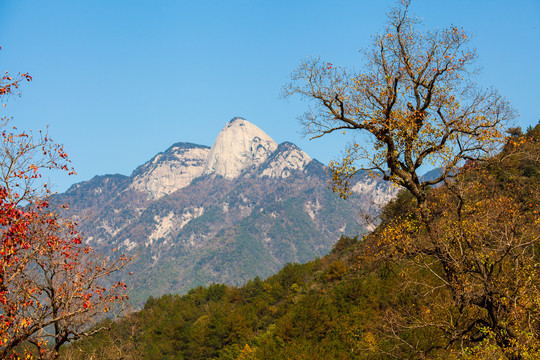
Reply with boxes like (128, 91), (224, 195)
(62, 122), (540, 360)
(130, 142), (210, 199)
(203, 117), (278, 178)
(54, 117), (398, 304)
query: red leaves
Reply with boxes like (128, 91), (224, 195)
(0, 56), (132, 358)
(0, 71), (31, 98)
(82, 298), (91, 309)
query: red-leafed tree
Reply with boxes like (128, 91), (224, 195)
(1, 52), (132, 359)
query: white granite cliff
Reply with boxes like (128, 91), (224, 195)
(203, 117), (278, 178)
(129, 143), (210, 199)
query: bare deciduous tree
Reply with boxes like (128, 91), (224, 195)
(284, 0), (516, 207)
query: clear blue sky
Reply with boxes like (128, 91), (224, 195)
(1, 0), (538, 192)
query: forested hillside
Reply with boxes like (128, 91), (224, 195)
(61, 123), (539, 360)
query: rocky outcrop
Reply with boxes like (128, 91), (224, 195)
(259, 142), (312, 178)
(130, 143), (210, 199)
(203, 118), (278, 178)
(351, 176), (399, 207)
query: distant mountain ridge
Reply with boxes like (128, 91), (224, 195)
(55, 117), (398, 303)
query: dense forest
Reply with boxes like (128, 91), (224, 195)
(60, 123), (539, 359)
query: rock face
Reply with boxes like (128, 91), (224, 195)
(203, 117), (278, 178)
(351, 175), (399, 207)
(260, 142), (312, 178)
(130, 143), (210, 199)
(54, 117), (398, 304)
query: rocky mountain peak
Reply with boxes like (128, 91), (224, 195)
(203, 117), (278, 179)
(129, 142), (210, 199)
(259, 142), (312, 178)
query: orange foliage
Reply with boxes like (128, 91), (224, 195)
(0, 49), (132, 359)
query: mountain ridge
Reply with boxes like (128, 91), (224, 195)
(54, 117), (398, 303)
